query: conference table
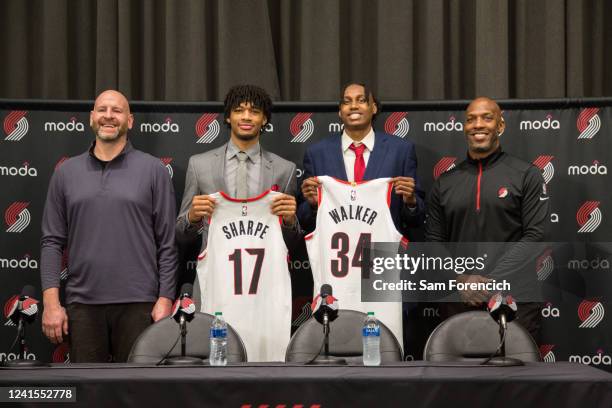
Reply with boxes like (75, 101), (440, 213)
(0, 361), (610, 407)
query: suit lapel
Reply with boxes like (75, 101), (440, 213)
(260, 149), (274, 192)
(211, 144), (227, 193)
(363, 132), (387, 180)
(327, 135), (348, 179)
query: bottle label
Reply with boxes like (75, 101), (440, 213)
(210, 328), (227, 338)
(362, 327), (380, 337)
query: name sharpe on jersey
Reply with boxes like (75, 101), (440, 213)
(222, 220), (270, 240)
(328, 205), (378, 225)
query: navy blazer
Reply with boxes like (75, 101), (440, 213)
(297, 131), (425, 236)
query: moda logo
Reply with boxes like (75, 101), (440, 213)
(568, 257), (610, 271)
(0, 254), (38, 270)
(160, 157), (174, 178)
(4, 202), (31, 233)
(0, 352), (36, 360)
(578, 300), (605, 328)
(569, 350), (611, 366)
(539, 345), (556, 362)
(0, 161), (38, 177)
(140, 117), (179, 133)
(568, 160), (607, 176)
(424, 115), (463, 132)
(541, 303), (560, 318)
(532, 155), (555, 184)
(519, 114), (560, 131)
(3, 111), (29, 141)
(195, 113), (221, 143)
(577, 107), (601, 140)
(385, 112), (410, 138)
(576, 201), (602, 233)
(289, 113), (314, 143)
(536, 248), (554, 281)
(422, 307), (440, 318)
(44, 117), (85, 133)
(55, 156), (70, 170)
(329, 122), (344, 133)
(52, 343), (70, 363)
(433, 157), (457, 180)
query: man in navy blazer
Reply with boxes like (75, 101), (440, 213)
(298, 83), (425, 236)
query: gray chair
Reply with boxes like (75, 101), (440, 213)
(128, 312), (247, 363)
(285, 309), (403, 364)
(423, 310), (541, 363)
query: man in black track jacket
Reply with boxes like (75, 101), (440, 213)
(425, 97), (549, 341)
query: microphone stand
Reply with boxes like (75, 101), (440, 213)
(483, 314), (523, 367)
(3, 301), (46, 368)
(308, 311), (346, 365)
(164, 313), (204, 366)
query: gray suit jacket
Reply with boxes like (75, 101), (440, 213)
(176, 142), (298, 252)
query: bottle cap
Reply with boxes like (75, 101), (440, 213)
(367, 312), (374, 316)
(215, 312), (222, 316)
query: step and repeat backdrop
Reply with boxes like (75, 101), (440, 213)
(0, 98), (610, 370)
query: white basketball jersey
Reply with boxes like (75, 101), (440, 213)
(196, 190), (291, 362)
(305, 176), (406, 348)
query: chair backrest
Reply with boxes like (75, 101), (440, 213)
(128, 312), (247, 363)
(423, 311), (542, 362)
(285, 309), (403, 364)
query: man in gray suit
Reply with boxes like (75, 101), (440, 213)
(176, 85), (299, 273)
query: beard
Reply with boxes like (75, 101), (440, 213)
(92, 122), (127, 142)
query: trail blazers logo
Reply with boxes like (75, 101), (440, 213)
(433, 157), (457, 180)
(532, 155), (555, 184)
(578, 300), (605, 328)
(289, 113), (314, 143)
(5, 202), (31, 233)
(577, 108), (601, 140)
(384, 112), (410, 138)
(195, 113), (220, 143)
(60, 249), (69, 281)
(536, 248), (554, 281)
(160, 157), (174, 178)
(539, 345), (556, 362)
(576, 201), (602, 233)
(3, 111), (29, 141)
(52, 343), (70, 363)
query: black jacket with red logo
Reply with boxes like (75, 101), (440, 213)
(425, 148), (549, 283)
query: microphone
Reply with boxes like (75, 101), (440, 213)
(163, 283), (203, 366)
(2, 285), (46, 368)
(311, 284), (339, 325)
(487, 293), (517, 329)
(4, 285), (39, 325)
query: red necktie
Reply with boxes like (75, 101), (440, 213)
(349, 143), (366, 182)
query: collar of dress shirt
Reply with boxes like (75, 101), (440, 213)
(341, 128), (375, 153)
(226, 139), (261, 163)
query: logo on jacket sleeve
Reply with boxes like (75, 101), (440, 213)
(289, 113), (314, 143)
(497, 187), (508, 198)
(195, 113), (220, 144)
(384, 112), (410, 138)
(577, 108), (600, 140)
(576, 201), (602, 233)
(578, 300), (605, 328)
(3, 111), (29, 141)
(5, 202), (31, 233)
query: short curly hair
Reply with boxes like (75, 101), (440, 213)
(223, 85), (273, 127)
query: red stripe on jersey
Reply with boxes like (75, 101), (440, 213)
(219, 189), (272, 203)
(386, 181), (393, 207)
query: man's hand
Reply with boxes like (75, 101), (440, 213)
(456, 274), (492, 307)
(42, 289), (69, 344)
(271, 193), (297, 226)
(301, 177), (320, 208)
(151, 297), (173, 322)
(392, 176), (417, 206)
(188, 195), (216, 224)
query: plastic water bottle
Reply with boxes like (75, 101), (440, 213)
(362, 312), (381, 366)
(209, 312), (228, 366)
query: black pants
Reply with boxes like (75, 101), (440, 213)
(67, 303), (154, 363)
(438, 302), (543, 344)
